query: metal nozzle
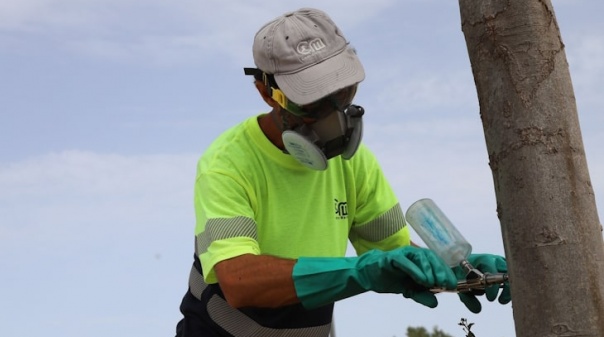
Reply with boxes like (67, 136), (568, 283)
(430, 260), (509, 293)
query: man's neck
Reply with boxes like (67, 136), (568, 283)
(258, 110), (285, 150)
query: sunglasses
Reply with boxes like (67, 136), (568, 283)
(273, 85), (358, 119)
(243, 68), (358, 119)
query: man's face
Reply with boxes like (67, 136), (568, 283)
(287, 85), (358, 121)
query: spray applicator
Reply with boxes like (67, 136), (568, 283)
(405, 198), (508, 293)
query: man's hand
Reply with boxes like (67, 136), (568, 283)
(375, 246), (459, 308)
(453, 254), (512, 313)
(293, 246), (458, 309)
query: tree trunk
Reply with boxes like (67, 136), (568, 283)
(457, 0), (604, 336)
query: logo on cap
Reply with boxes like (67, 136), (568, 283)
(296, 38), (326, 55)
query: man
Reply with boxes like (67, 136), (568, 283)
(176, 8), (510, 337)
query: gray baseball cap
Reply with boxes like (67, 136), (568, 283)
(252, 8), (365, 105)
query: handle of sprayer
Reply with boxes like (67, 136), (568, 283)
(430, 260), (509, 293)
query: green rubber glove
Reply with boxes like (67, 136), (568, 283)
(292, 246), (457, 309)
(453, 253), (512, 313)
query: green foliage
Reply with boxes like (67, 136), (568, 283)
(406, 326), (454, 337)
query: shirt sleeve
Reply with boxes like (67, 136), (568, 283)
(194, 169), (261, 284)
(348, 147), (411, 255)
(349, 204), (411, 255)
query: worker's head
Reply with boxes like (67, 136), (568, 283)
(251, 7), (365, 106)
(245, 8), (366, 170)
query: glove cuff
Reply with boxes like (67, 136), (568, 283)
(292, 256), (367, 309)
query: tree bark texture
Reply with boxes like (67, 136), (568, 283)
(458, 0), (604, 336)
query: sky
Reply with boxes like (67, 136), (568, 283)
(0, 1), (602, 336)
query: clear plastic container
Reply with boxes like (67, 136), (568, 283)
(405, 198), (472, 267)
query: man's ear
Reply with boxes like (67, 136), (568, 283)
(255, 81), (280, 109)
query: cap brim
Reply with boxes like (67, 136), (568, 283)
(274, 47), (365, 105)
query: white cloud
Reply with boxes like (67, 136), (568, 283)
(368, 71), (478, 116)
(0, 151), (198, 245)
(0, 0), (407, 66)
(0, 150), (201, 337)
(0, 150), (195, 196)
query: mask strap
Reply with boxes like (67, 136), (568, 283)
(258, 72), (285, 111)
(243, 68), (308, 116)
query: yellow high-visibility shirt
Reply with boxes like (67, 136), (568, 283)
(195, 115), (410, 284)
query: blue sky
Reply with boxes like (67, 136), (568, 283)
(1, 1), (602, 336)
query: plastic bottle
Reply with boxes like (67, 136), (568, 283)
(405, 198), (472, 267)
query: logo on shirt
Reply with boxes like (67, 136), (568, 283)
(334, 199), (348, 220)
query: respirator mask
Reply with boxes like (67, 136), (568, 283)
(281, 102), (364, 171)
(244, 68), (365, 170)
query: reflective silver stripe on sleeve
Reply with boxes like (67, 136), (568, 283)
(207, 295), (332, 337)
(188, 265), (208, 300)
(196, 216), (258, 255)
(351, 203), (406, 242)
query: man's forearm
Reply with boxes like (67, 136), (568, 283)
(214, 254), (299, 308)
